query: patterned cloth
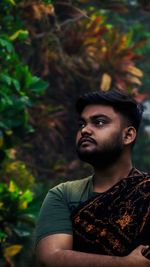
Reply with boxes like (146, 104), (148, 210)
(71, 168), (150, 256)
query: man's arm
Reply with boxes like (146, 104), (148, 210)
(36, 234), (150, 267)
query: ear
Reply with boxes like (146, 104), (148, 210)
(122, 126), (137, 145)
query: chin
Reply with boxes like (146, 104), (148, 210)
(79, 147), (95, 154)
(77, 146), (96, 155)
(77, 150), (97, 162)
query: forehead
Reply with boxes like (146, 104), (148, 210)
(80, 104), (120, 120)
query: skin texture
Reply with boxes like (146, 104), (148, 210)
(36, 104), (150, 267)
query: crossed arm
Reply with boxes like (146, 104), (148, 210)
(36, 233), (150, 267)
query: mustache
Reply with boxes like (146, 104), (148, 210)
(77, 136), (97, 146)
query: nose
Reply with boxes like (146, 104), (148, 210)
(80, 123), (92, 136)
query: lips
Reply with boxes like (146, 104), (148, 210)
(78, 137), (96, 146)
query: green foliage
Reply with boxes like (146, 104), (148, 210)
(43, 0), (54, 4)
(0, 35), (48, 132)
(131, 23), (150, 93)
(0, 0), (48, 160)
(1, 155), (35, 190)
(0, 180), (35, 264)
(0, 1), (48, 265)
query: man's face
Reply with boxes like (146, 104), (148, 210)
(76, 104), (126, 168)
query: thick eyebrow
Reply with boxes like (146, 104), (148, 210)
(79, 114), (112, 121)
(90, 114), (111, 121)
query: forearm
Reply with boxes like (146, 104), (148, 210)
(36, 235), (150, 267)
(38, 249), (125, 267)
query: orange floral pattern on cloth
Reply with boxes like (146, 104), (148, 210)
(116, 211), (133, 230)
(71, 169), (150, 256)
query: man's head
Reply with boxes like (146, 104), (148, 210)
(75, 90), (143, 168)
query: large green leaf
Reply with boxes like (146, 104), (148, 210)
(0, 38), (13, 53)
(29, 76), (49, 94)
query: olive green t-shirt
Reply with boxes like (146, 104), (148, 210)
(35, 176), (96, 245)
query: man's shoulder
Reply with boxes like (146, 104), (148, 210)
(139, 170), (150, 187)
(65, 176), (92, 188)
(133, 168), (150, 193)
(50, 176), (93, 204)
(135, 168), (150, 179)
(51, 176), (92, 192)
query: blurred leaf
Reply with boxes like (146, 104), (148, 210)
(8, 181), (19, 193)
(0, 74), (12, 85)
(9, 30), (28, 41)
(54, 2), (87, 22)
(0, 201), (4, 208)
(22, 2), (54, 20)
(126, 66), (143, 77)
(3, 160), (35, 190)
(29, 77), (48, 94)
(11, 79), (20, 91)
(20, 190), (33, 205)
(0, 231), (7, 241)
(0, 38), (13, 53)
(18, 214), (35, 226)
(8, 0), (16, 5)
(3, 245), (23, 258)
(13, 228), (31, 238)
(126, 76), (142, 86)
(100, 73), (112, 91)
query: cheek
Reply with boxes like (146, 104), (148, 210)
(76, 132), (81, 144)
(96, 128), (123, 142)
(95, 129), (110, 139)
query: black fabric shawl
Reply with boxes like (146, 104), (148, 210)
(71, 169), (150, 256)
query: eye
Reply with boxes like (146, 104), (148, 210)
(93, 118), (106, 127)
(77, 120), (86, 129)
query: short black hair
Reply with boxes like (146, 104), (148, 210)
(76, 90), (144, 131)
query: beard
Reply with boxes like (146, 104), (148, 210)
(76, 133), (123, 169)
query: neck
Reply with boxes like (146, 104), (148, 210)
(92, 153), (133, 193)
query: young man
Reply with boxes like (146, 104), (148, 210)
(35, 90), (150, 267)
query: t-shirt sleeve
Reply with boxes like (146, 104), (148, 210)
(35, 183), (72, 246)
